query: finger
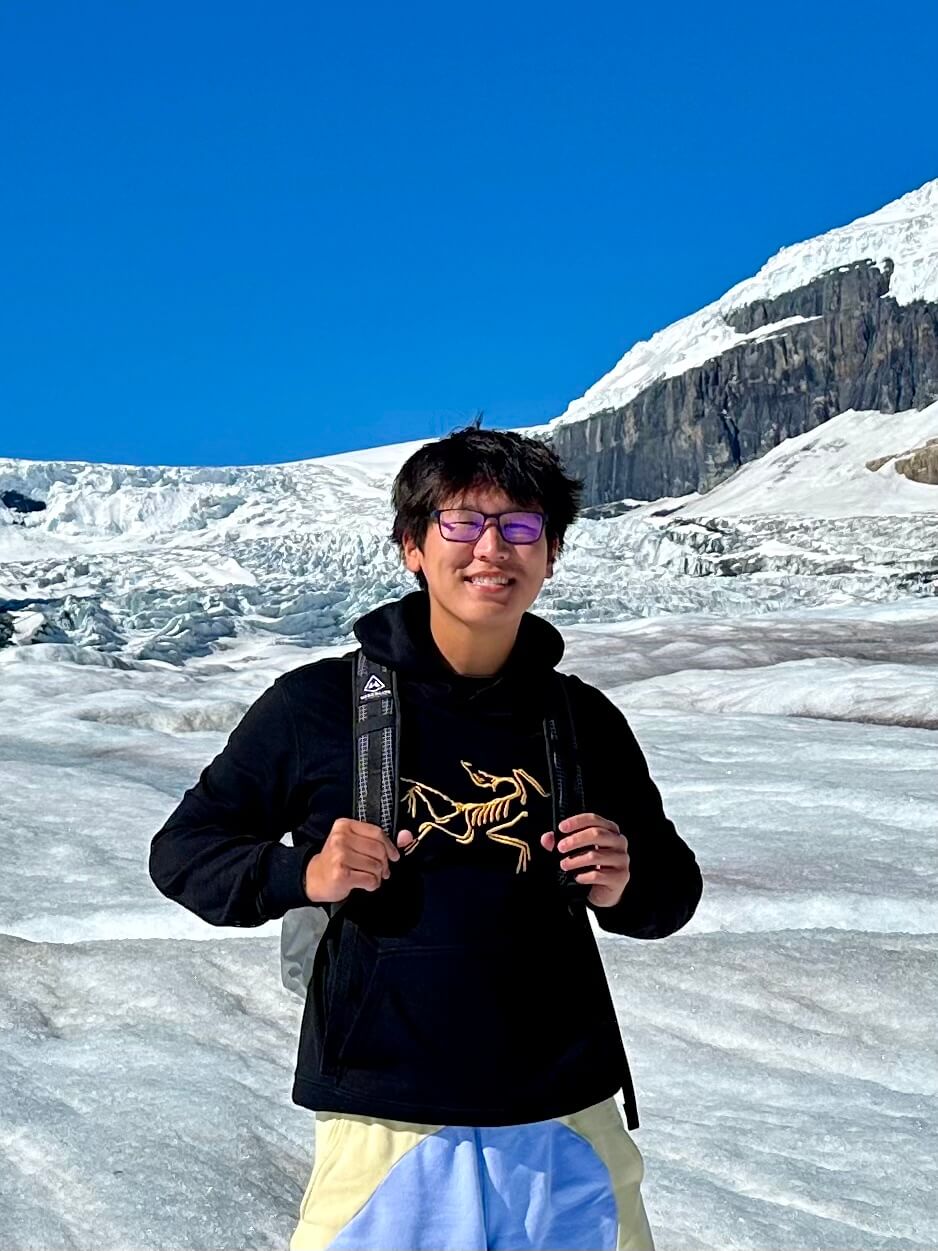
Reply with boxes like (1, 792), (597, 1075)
(345, 867), (383, 891)
(341, 846), (390, 876)
(345, 819), (390, 838)
(557, 829), (627, 855)
(344, 819), (401, 860)
(565, 850), (632, 880)
(561, 843), (628, 868)
(575, 865), (630, 885)
(558, 813), (620, 837)
(540, 832), (556, 852)
(346, 827), (400, 864)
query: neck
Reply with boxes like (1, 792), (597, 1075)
(427, 600), (520, 676)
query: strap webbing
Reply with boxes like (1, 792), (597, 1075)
(353, 650), (399, 835)
(545, 671), (590, 900)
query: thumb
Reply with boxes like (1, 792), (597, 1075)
(396, 828), (416, 850)
(540, 831), (556, 852)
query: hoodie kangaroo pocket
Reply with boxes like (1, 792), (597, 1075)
(319, 922), (380, 1078)
(334, 939), (591, 1098)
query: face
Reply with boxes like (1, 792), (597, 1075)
(402, 485), (557, 632)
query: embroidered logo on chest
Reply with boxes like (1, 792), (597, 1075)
(400, 762), (549, 873)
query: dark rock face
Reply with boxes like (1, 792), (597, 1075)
(550, 260), (938, 505)
(723, 258), (894, 331)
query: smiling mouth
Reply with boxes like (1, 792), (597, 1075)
(464, 575), (515, 587)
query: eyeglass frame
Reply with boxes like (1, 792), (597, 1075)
(429, 508), (547, 544)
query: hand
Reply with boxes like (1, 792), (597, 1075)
(304, 819), (416, 903)
(540, 813), (630, 908)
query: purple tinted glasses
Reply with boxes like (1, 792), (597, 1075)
(431, 509), (546, 544)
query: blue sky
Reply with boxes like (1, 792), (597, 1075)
(2, 0), (936, 466)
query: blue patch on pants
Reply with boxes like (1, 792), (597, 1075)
(329, 1121), (618, 1250)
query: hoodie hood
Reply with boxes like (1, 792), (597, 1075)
(353, 591), (564, 716)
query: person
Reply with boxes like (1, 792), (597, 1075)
(148, 423), (703, 1251)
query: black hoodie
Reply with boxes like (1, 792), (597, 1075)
(149, 592), (703, 1127)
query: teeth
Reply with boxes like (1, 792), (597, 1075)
(468, 577), (509, 585)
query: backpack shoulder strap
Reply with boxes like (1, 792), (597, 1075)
(323, 649), (400, 928)
(544, 670), (585, 823)
(280, 648), (401, 997)
(352, 648), (400, 833)
(543, 670), (590, 900)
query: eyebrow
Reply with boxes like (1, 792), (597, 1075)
(443, 501), (534, 511)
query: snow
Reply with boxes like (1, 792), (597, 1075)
(2, 405), (937, 1251)
(668, 403), (938, 519)
(584, 406), (938, 592)
(2, 402), (937, 669)
(1, 599), (936, 1249)
(538, 178), (938, 431)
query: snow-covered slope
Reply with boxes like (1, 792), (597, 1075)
(663, 402), (938, 518)
(2, 401), (937, 664)
(0, 437), (433, 556)
(539, 177), (938, 431)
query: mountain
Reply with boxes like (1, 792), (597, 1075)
(2, 402), (935, 663)
(542, 178), (938, 504)
(2, 183), (937, 664)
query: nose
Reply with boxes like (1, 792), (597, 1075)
(473, 518), (509, 559)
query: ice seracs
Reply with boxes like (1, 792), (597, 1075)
(2, 407), (936, 665)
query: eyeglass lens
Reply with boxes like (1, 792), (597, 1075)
(436, 510), (544, 543)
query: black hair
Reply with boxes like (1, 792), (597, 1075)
(390, 422), (583, 589)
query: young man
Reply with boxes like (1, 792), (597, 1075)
(149, 425), (703, 1251)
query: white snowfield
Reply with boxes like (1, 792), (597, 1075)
(2, 473), (937, 1251)
(534, 177), (938, 432)
(1, 599), (936, 1251)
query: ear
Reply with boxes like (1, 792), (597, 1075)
(402, 531), (424, 575)
(545, 538), (558, 580)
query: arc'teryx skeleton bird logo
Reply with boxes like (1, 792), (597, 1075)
(400, 762), (549, 873)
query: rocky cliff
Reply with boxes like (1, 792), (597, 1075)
(550, 258), (938, 505)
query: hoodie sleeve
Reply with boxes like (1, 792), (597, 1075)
(148, 676), (321, 927)
(570, 678), (703, 939)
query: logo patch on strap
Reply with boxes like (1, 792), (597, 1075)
(361, 672), (389, 701)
